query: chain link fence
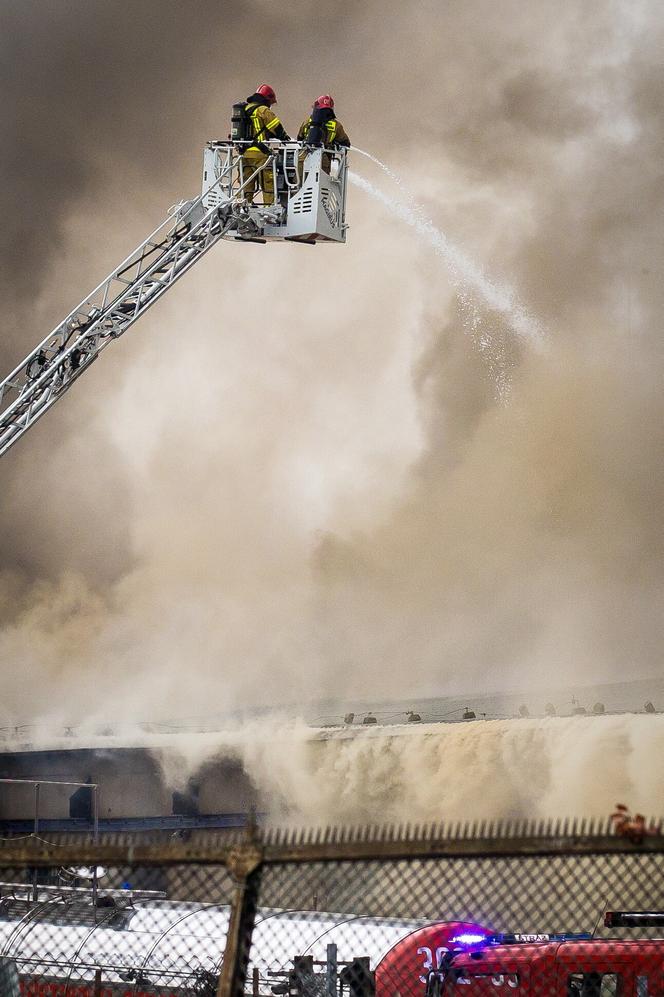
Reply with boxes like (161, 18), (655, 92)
(0, 822), (662, 997)
(0, 847), (233, 995)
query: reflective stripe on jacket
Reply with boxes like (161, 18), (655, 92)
(246, 103), (286, 145)
(297, 116), (350, 147)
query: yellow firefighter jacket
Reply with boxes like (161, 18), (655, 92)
(297, 116), (350, 147)
(246, 102), (289, 149)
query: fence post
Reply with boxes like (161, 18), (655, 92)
(326, 943), (338, 997)
(217, 839), (263, 997)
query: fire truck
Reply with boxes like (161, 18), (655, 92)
(424, 915), (664, 997)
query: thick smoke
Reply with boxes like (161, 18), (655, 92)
(0, 0), (663, 739)
(232, 715), (664, 825)
(5, 715), (663, 826)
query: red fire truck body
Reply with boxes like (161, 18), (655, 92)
(443, 940), (664, 997)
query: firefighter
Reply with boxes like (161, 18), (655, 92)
(297, 94), (350, 175)
(243, 84), (290, 205)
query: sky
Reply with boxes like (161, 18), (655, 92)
(0, 0), (662, 729)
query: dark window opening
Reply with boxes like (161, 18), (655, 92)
(172, 782), (200, 817)
(568, 973), (623, 997)
(69, 780), (93, 821)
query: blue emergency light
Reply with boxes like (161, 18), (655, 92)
(450, 934), (489, 947)
(449, 932), (591, 951)
(490, 933), (591, 944)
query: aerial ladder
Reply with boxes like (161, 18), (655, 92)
(0, 141), (348, 458)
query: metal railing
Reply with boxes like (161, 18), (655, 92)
(0, 779), (100, 839)
(202, 141), (348, 241)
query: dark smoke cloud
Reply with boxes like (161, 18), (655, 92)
(0, 0), (247, 581)
(0, 0), (663, 725)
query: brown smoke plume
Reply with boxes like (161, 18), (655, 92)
(222, 715), (664, 826)
(0, 0), (663, 745)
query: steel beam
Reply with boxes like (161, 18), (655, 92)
(0, 831), (663, 869)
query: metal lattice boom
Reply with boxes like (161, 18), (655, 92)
(0, 172), (240, 457)
(0, 142), (348, 458)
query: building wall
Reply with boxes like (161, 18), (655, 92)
(0, 747), (258, 820)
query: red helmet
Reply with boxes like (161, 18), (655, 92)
(256, 83), (277, 103)
(314, 94), (334, 109)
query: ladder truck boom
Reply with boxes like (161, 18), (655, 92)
(0, 141), (348, 458)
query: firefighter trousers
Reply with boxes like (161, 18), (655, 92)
(242, 149), (275, 205)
